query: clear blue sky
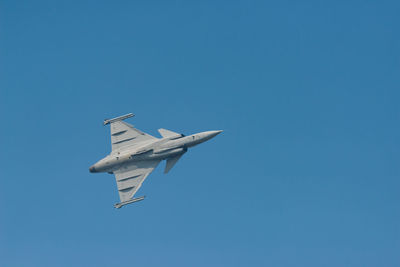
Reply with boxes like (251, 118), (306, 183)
(0, 1), (399, 266)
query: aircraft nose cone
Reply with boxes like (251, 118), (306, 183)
(89, 165), (96, 173)
(201, 130), (223, 142)
(209, 130), (223, 138)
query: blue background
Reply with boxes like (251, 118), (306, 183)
(1, 1), (399, 266)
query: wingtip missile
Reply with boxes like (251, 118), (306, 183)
(104, 113), (135, 126)
(114, 196), (146, 209)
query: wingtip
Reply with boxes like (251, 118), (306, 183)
(113, 195), (146, 209)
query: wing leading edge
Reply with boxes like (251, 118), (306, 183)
(109, 119), (157, 152)
(113, 160), (161, 206)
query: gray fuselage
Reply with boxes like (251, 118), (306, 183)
(89, 130), (221, 173)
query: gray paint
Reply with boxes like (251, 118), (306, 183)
(89, 113), (222, 208)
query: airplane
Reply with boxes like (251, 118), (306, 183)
(89, 113), (222, 208)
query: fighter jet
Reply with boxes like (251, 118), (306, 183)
(89, 113), (222, 208)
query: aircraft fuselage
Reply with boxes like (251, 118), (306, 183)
(89, 130), (221, 173)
